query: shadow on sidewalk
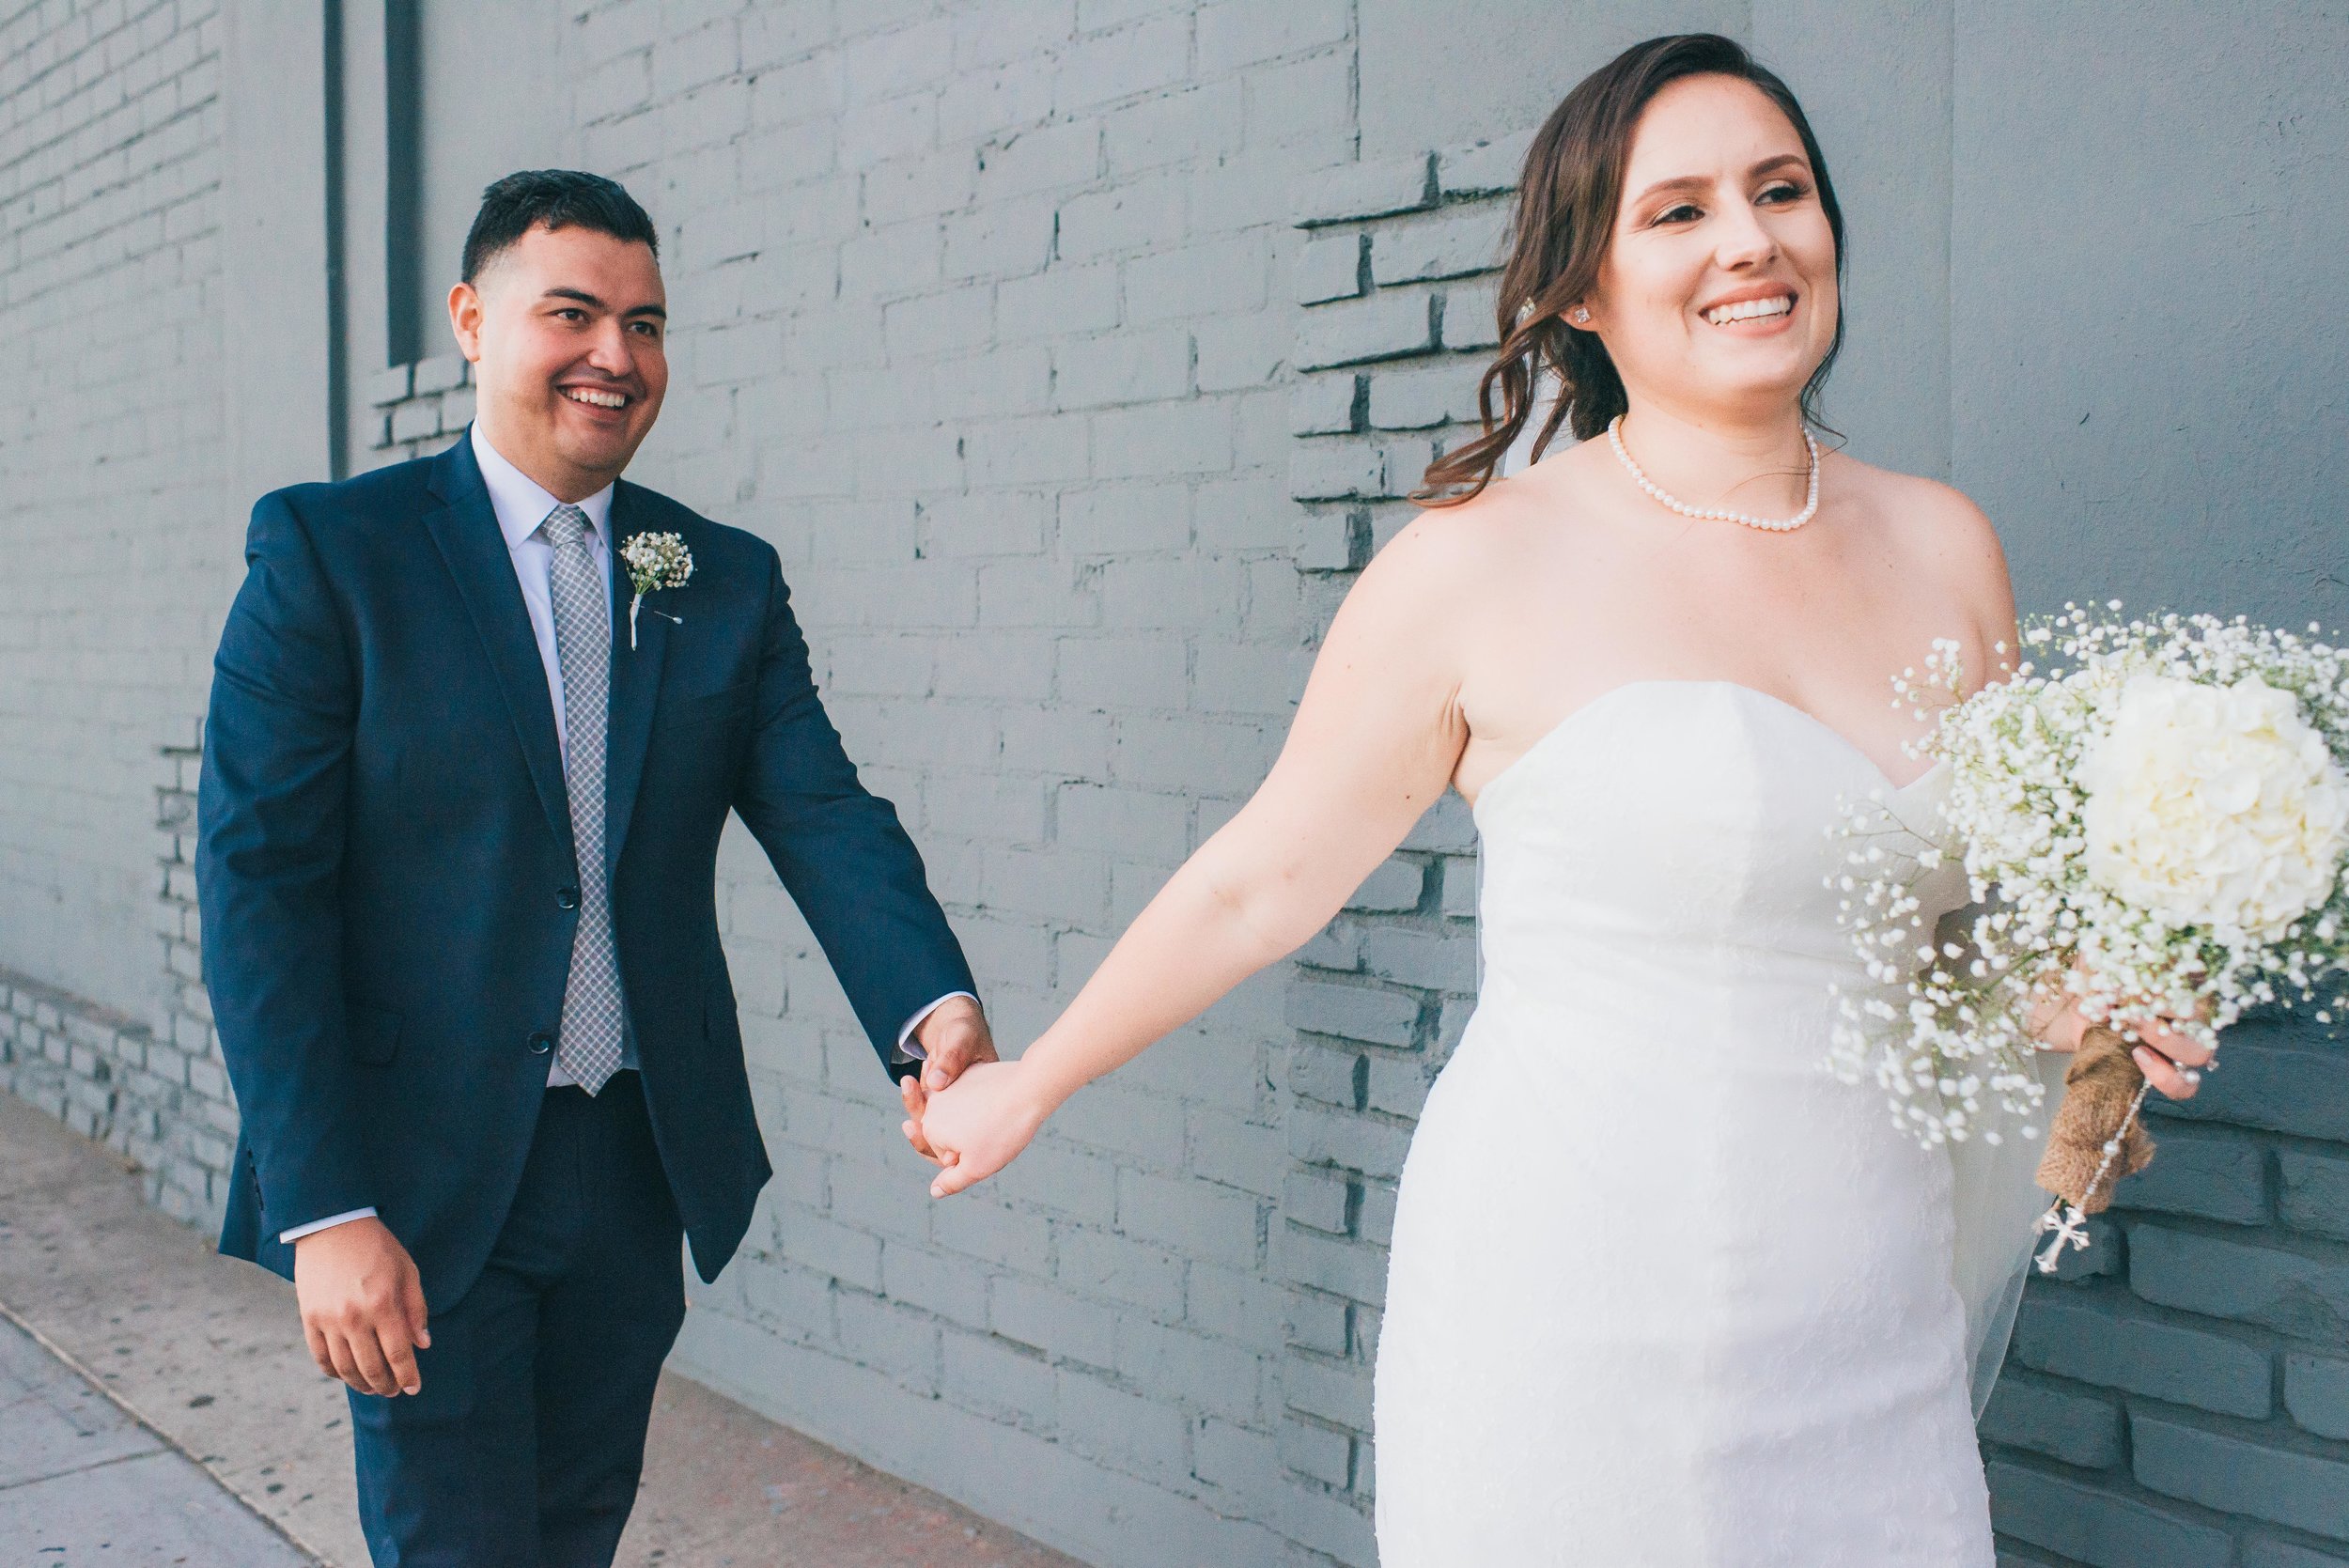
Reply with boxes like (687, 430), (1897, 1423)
(0, 1092), (1082, 1567)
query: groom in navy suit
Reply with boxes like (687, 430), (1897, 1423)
(197, 171), (989, 1565)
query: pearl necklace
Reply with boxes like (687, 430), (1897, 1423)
(1606, 414), (1821, 533)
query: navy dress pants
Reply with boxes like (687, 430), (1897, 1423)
(349, 1074), (687, 1567)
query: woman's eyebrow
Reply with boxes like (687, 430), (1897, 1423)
(1628, 173), (1709, 205)
(1746, 152), (1811, 181)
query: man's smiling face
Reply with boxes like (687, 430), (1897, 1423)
(448, 221), (669, 502)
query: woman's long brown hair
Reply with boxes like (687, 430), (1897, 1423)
(1417, 34), (1846, 505)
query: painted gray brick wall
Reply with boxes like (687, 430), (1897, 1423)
(0, 749), (233, 1229)
(541, 7), (1356, 1565)
(1984, 1016), (2349, 1568)
(1275, 144), (1514, 1566)
(0, 0), (228, 1017)
(346, 12), (1482, 1562)
(0, 727), (238, 1227)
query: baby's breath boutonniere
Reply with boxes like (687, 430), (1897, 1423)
(618, 532), (692, 649)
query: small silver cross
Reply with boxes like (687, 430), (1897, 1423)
(2032, 1202), (2092, 1275)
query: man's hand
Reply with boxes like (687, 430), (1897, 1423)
(293, 1216), (430, 1397)
(899, 995), (995, 1166)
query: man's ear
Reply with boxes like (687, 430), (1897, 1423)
(447, 281), (484, 363)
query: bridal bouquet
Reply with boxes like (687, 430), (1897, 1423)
(1827, 606), (2349, 1261)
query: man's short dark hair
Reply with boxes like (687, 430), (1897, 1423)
(461, 170), (659, 284)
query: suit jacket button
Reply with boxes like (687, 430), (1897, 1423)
(527, 1031), (554, 1055)
(556, 887), (580, 910)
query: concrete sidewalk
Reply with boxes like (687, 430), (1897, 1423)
(0, 1092), (1082, 1567)
(0, 1308), (315, 1564)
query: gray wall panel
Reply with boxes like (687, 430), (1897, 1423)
(410, 0), (567, 349)
(1358, 0), (1747, 161)
(1755, 1), (1954, 479)
(1952, 1), (2348, 620)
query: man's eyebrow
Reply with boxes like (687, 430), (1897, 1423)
(540, 287), (666, 319)
(1628, 152), (1812, 206)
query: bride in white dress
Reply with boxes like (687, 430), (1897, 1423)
(908, 33), (2211, 1563)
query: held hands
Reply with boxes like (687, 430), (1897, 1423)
(907, 1059), (1051, 1198)
(891, 992), (1051, 1196)
(897, 994), (998, 1165)
(292, 1216), (429, 1397)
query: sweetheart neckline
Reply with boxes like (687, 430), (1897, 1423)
(1469, 679), (1948, 817)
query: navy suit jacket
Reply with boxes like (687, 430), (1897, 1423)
(198, 434), (973, 1309)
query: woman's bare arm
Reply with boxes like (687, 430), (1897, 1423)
(912, 517), (1482, 1192)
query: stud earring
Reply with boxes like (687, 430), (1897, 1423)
(1571, 307), (1592, 324)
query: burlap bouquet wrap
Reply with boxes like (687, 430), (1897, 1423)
(2034, 1026), (2155, 1212)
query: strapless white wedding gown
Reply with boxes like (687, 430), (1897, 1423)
(1374, 680), (2008, 1566)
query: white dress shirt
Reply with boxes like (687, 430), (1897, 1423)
(278, 426), (970, 1242)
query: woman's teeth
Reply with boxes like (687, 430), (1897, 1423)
(564, 387), (627, 409)
(1703, 296), (1792, 325)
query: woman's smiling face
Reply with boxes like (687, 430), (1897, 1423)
(1581, 72), (1841, 422)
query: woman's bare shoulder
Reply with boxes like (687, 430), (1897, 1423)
(1352, 470), (1566, 608)
(1831, 450), (2016, 656)
(1832, 451), (2006, 567)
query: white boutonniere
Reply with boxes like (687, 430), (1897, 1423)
(618, 532), (692, 649)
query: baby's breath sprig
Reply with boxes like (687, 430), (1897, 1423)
(618, 531), (693, 649)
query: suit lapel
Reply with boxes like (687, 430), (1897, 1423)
(600, 479), (669, 877)
(422, 439), (573, 850)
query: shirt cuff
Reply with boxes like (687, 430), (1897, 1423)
(894, 991), (978, 1063)
(278, 1206), (379, 1245)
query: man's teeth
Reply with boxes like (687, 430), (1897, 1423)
(564, 387), (626, 408)
(1703, 296), (1793, 325)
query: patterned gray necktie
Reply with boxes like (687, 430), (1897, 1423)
(543, 505), (624, 1093)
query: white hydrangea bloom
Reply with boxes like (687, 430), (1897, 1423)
(2081, 675), (2349, 939)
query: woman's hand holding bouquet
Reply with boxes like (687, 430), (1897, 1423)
(1830, 607), (2349, 1266)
